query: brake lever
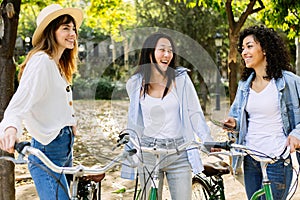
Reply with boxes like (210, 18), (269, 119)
(112, 132), (130, 151)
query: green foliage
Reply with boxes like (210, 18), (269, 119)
(135, 0), (226, 58)
(86, 0), (137, 42)
(257, 0), (300, 39)
(72, 75), (98, 100)
(16, 55), (26, 65)
(95, 77), (115, 100)
(72, 75), (122, 100)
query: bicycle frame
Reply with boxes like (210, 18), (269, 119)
(250, 161), (273, 200)
(148, 153), (160, 200)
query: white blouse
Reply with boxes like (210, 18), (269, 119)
(0, 52), (76, 145)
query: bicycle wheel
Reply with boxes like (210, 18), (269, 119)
(192, 174), (211, 200)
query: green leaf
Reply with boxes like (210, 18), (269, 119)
(112, 187), (126, 194)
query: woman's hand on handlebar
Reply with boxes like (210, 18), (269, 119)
(0, 127), (18, 154)
(286, 135), (300, 153)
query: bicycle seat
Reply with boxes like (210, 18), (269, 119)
(202, 161), (231, 177)
(83, 173), (105, 182)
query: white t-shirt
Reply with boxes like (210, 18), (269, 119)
(0, 52), (76, 145)
(140, 90), (182, 139)
(245, 79), (287, 157)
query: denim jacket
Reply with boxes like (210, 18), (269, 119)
(121, 67), (213, 180)
(229, 70), (300, 171)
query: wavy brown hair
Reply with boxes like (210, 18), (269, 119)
(18, 14), (79, 83)
(238, 25), (294, 81)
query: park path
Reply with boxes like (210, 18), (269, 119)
(15, 100), (300, 199)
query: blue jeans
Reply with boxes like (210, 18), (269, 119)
(138, 136), (192, 200)
(243, 155), (292, 200)
(28, 126), (74, 200)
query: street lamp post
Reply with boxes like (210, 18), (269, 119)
(214, 32), (223, 111)
(24, 36), (31, 54)
(78, 43), (86, 61)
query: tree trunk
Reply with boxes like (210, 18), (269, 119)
(225, 0), (265, 104)
(296, 37), (300, 75)
(228, 34), (239, 104)
(119, 25), (129, 71)
(0, 0), (21, 199)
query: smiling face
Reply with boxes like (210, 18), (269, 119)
(153, 38), (173, 72)
(55, 22), (77, 51)
(241, 35), (266, 70)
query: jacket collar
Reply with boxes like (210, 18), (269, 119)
(175, 66), (190, 77)
(243, 71), (286, 92)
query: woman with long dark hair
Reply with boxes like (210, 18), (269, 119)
(121, 32), (213, 200)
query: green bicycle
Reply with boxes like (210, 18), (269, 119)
(192, 140), (297, 200)
(122, 130), (206, 200)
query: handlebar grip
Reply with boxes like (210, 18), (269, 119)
(14, 141), (31, 154)
(203, 141), (232, 151)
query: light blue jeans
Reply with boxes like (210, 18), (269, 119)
(138, 136), (192, 200)
(28, 126), (74, 200)
(243, 155), (293, 200)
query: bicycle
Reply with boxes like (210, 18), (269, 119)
(0, 134), (137, 200)
(119, 130), (209, 200)
(3, 130), (207, 200)
(192, 140), (299, 200)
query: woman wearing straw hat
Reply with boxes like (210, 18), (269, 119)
(0, 4), (83, 199)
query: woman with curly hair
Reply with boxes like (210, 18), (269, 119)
(223, 25), (300, 199)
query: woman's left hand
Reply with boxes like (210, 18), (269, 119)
(286, 135), (300, 153)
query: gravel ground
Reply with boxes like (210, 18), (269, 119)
(15, 100), (300, 200)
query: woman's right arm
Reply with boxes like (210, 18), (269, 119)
(0, 53), (49, 152)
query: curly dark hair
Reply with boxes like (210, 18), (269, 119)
(238, 25), (294, 81)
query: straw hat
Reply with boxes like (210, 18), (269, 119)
(32, 4), (84, 46)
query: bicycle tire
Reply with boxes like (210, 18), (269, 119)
(192, 174), (211, 200)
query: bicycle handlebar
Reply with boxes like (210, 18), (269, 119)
(7, 130), (291, 177)
(129, 137), (204, 155)
(204, 141), (291, 164)
(10, 138), (137, 177)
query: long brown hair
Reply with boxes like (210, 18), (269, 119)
(134, 32), (177, 99)
(18, 14), (79, 83)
